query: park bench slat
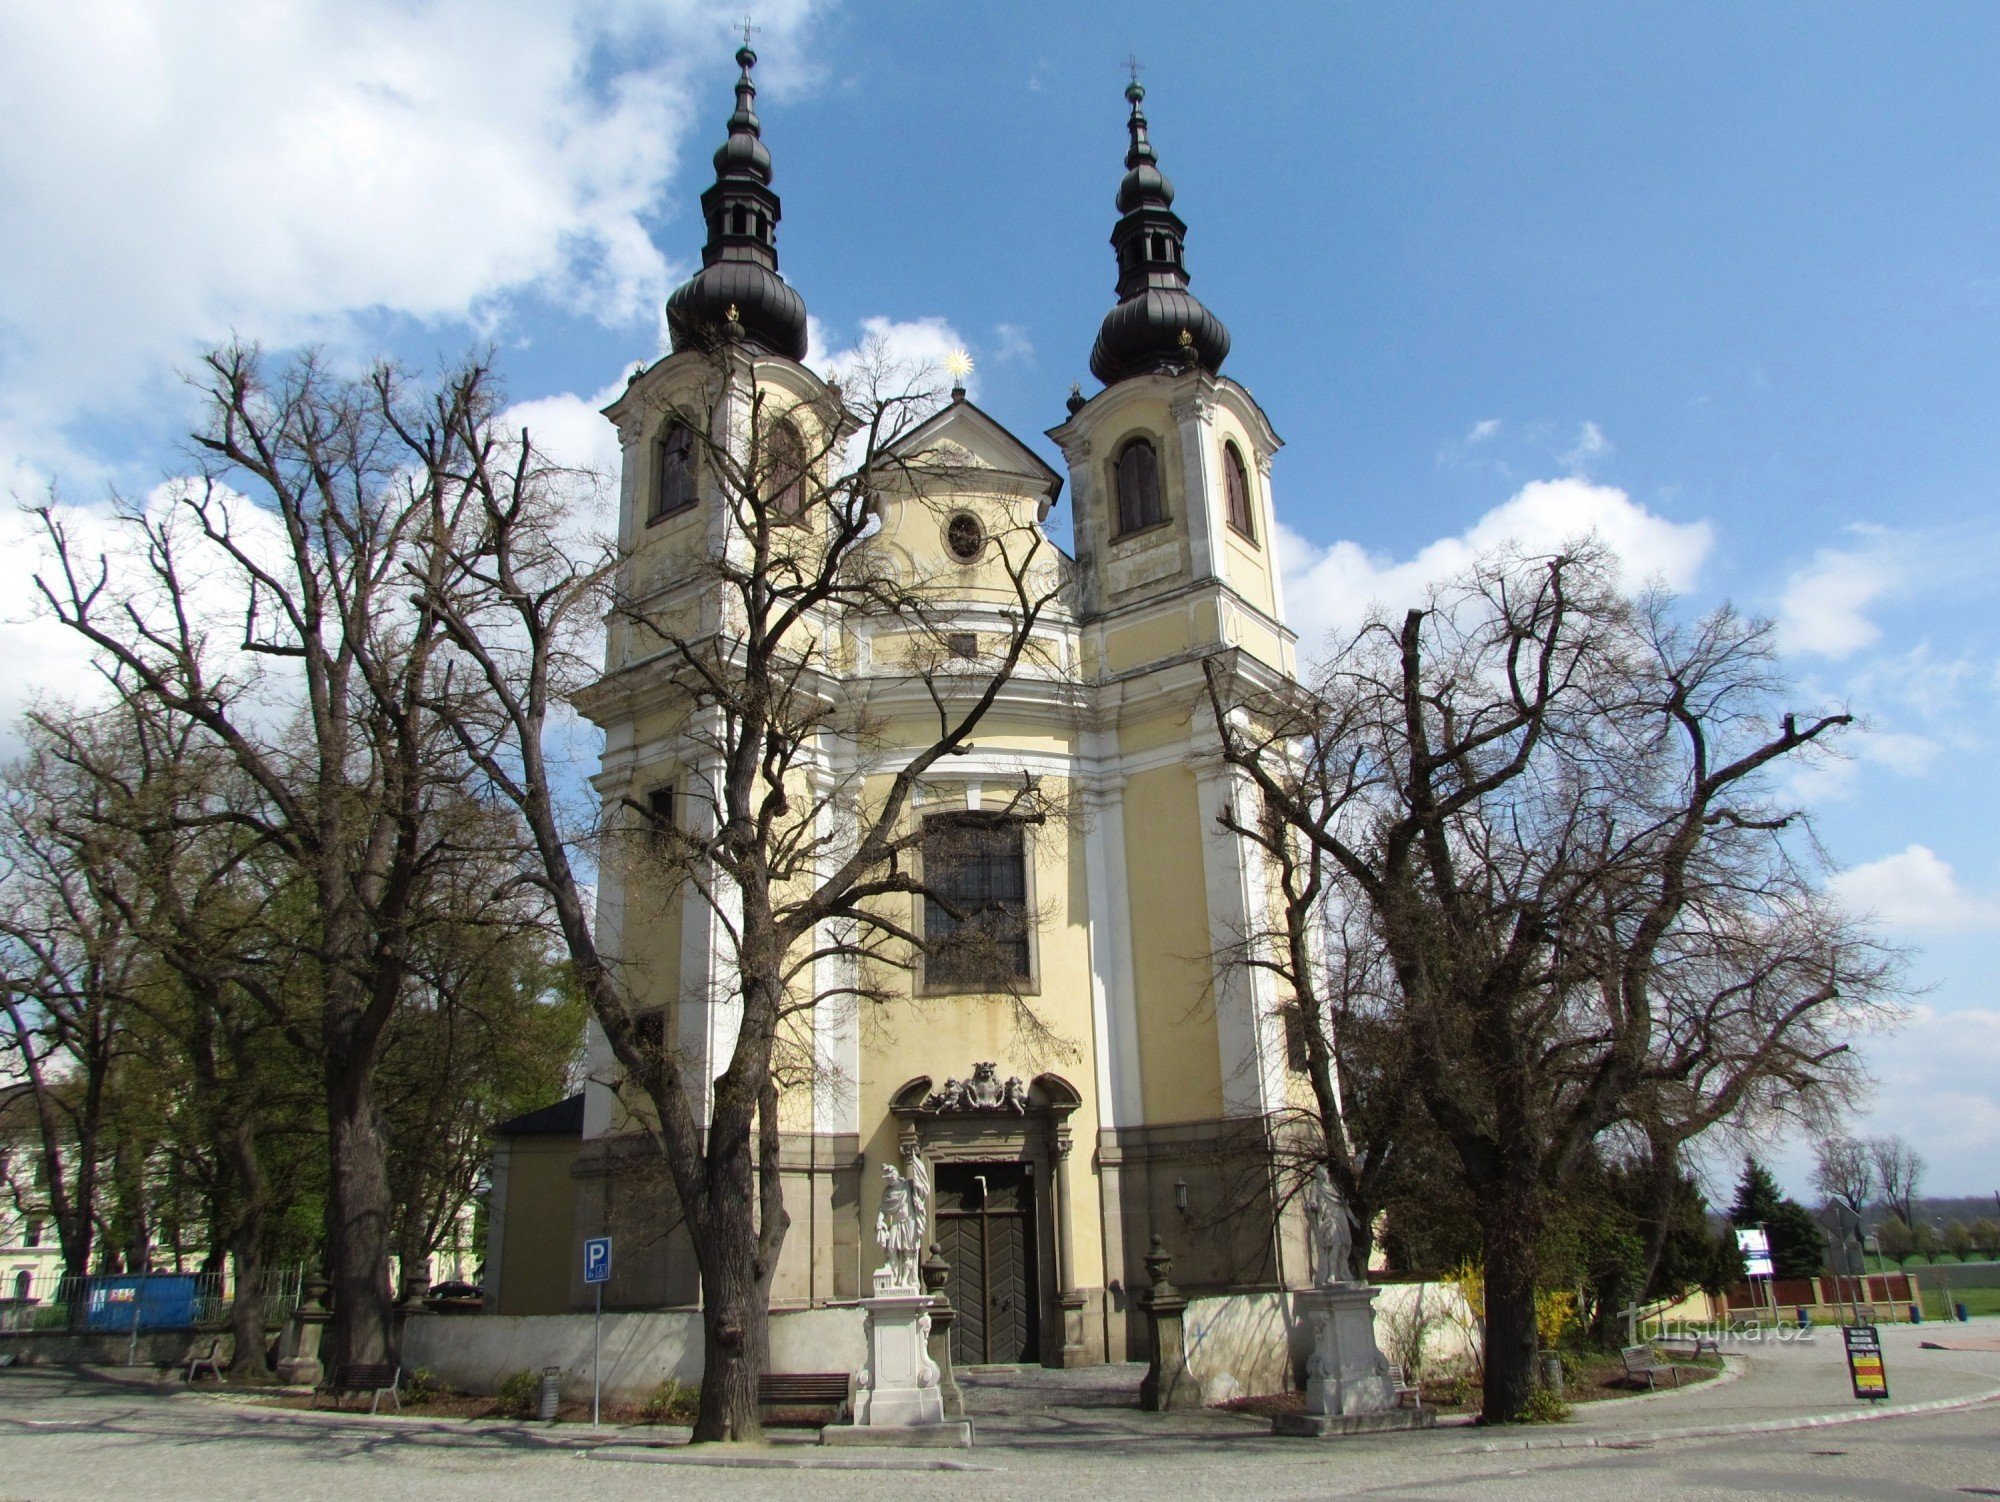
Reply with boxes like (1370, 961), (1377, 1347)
(1620, 1345), (1681, 1390)
(318, 1362), (404, 1415)
(757, 1372), (851, 1420)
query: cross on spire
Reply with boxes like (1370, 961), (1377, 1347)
(739, 14), (760, 48)
(1125, 53), (1143, 87)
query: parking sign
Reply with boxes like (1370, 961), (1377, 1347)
(584, 1236), (613, 1285)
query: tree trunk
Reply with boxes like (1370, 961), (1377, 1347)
(692, 1167), (766, 1442)
(223, 1118), (273, 1382)
(325, 1065), (395, 1372)
(1478, 1179), (1542, 1423)
(227, 1225), (271, 1383)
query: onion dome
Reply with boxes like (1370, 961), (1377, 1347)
(665, 47), (809, 361)
(1088, 81), (1230, 387)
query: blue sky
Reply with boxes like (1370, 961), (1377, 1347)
(3, 1), (1998, 1198)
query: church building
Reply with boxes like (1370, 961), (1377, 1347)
(485, 49), (1318, 1368)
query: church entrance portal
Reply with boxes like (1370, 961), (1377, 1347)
(935, 1161), (1040, 1365)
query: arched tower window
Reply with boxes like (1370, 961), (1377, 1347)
(653, 421), (697, 521)
(1223, 441), (1255, 542)
(1113, 437), (1164, 538)
(767, 419), (807, 520)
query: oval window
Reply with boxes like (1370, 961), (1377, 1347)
(946, 512), (985, 563)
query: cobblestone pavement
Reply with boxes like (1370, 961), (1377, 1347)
(0, 1327), (1996, 1502)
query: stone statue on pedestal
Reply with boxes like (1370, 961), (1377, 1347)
(874, 1150), (930, 1293)
(1305, 1164), (1356, 1287)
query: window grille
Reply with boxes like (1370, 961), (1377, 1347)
(923, 814), (1031, 986)
(1114, 437), (1164, 537)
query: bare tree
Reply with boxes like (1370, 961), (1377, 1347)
(1207, 545), (1899, 1420)
(1869, 1136), (1924, 1227)
(1207, 708), (1421, 1276)
(32, 346), (506, 1369)
(413, 339), (1070, 1440)
(0, 728), (144, 1292)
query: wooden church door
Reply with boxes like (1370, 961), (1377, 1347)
(934, 1161), (1039, 1365)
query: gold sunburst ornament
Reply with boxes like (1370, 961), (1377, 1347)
(944, 348), (974, 386)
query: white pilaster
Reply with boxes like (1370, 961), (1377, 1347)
(1171, 393), (1220, 586)
(811, 743), (862, 1137)
(581, 818), (629, 1140)
(1193, 756), (1287, 1118)
(676, 759), (743, 1127)
(1081, 743), (1145, 1129)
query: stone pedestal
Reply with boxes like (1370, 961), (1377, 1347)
(1138, 1236), (1201, 1412)
(822, 1275), (972, 1447)
(274, 1277), (331, 1388)
(920, 1245), (966, 1420)
(1273, 1284), (1433, 1437)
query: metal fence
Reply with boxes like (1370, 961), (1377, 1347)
(0, 1264), (311, 1332)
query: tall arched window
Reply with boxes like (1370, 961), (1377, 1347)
(1114, 436), (1164, 537)
(767, 419), (807, 520)
(1223, 441), (1255, 541)
(652, 421), (697, 520)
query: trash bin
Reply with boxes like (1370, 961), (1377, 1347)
(1909, 1303), (1923, 1324)
(538, 1367), (562, 1422)
(1956, 1301), (1969, 1323)
(1539, 1353), (1565, 1395)
(1796, 1306), (1810, 1329)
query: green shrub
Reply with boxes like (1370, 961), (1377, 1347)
(1426, 1369), (1477, 1407)
(640, 1378), (700, 1424)
(494, 1369), (540, 1418)
(401, 1368), (445, 1406)
(1516, 1385), (1573, 1424)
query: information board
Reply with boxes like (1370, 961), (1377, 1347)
(1842, 1323), (1888, 1401)
(1735, 1227), (1774, 1278)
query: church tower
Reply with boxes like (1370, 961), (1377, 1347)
(1048, 79), (1294, 680)
(1046, 81), (1305, 1311)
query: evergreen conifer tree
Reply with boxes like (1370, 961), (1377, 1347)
(1728, 1157), (1824, 1279)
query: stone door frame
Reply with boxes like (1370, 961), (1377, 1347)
(890, 1070), (1085, 1367)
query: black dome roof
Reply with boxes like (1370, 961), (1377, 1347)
(1089, 81), (1230, 388)
(667, 260), (808, 361)
(665, 47), (809, 362)
(1090, 288), (1230, 386)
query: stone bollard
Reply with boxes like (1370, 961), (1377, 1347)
(920, 1244), (965, 1420)
(1138, 1235), (1200, 1411)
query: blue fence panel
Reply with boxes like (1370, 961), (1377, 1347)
(84, 1275), (200, 1331)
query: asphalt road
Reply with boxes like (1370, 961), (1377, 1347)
(0, 1367), (1995, 1502)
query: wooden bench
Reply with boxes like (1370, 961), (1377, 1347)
(1386, 1362), (1422, 1410)
(317, 1363), (403, 1414)
(184, 1337), (224, 1383)
(757, 1372), (851, 1422)
(1620, 1345), (1681, 1391)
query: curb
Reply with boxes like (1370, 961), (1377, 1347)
(579, 1447), (993, 1472)
(1444, 1383), (2000, 1453)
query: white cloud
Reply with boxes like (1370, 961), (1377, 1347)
(1559, 420), (1612, 474)
(1276, 477), (1714, 651)
(1465, 418), (1502, 443)
(1831, 845), (2000, 932)
(0, 482), (303, 752)
(0, 0), (826, 451)
(1848, 1004), (2000, 1193)
(991, 324), (1035, 366)
(1776, 530), (1903, 659)
(810, 314), (974, 397)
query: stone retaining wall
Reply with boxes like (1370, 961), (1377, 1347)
(1178, 1282), (1478, 1404)
(400, 1306), (867, 1404)
(0, 1326), (232, 1368)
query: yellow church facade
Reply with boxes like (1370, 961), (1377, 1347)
(533, 53), (1318, 1367)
